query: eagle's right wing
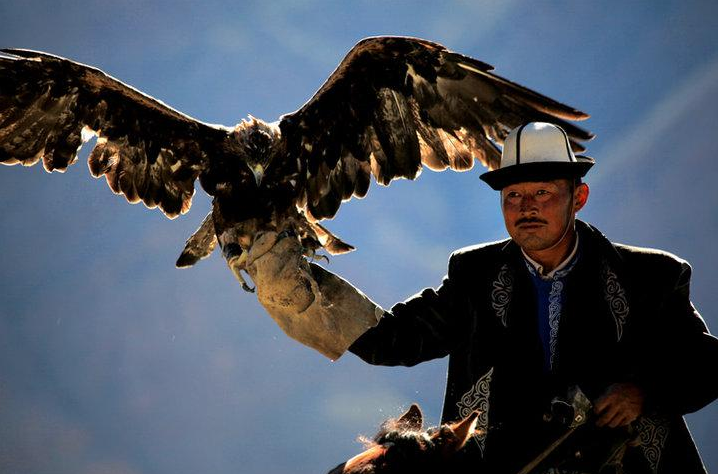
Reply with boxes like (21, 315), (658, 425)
(0, 49), (234, 218)
(279, 36), (594, 221)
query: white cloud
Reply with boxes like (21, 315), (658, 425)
(592, 55), (718, 184)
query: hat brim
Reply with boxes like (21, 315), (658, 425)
(479, 156), (594, 190)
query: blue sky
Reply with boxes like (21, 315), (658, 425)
(1, 1), (717, 473)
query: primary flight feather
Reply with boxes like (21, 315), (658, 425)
(0, 36), (593, 291)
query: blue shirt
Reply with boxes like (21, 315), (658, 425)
(523, 237), (580, 373)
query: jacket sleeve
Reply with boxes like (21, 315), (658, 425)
(638, 260), (718, 415)
(349, 252), (469, 367)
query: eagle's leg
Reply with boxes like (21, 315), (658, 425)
(223, 243), (255, 293)
(229, 255), (255, 293)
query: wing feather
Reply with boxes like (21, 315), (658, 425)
(279, 36), (594, 220)
(371, 88), (422, 182)
(0, 49), (231, 218)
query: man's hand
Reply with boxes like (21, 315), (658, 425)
(593, 382), (645, 428)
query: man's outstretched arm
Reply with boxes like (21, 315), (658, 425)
(246, 231), (466, 363)
(348, 262), (464, 366)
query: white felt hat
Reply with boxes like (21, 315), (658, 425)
(480, 122), (594, 190)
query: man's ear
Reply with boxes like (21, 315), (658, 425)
(574, 183), (589, 212)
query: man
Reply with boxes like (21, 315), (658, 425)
(247, 121), (718, 473)
(345, 123), (718, 473)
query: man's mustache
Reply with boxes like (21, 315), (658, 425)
(515, 217), (548, 226)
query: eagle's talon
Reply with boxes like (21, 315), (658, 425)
(313, 253), (330, 264)
(303, 247), (330, 264)
(227, 253), (256, 293)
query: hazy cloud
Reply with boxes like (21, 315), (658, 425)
(592, 55), (718, 184)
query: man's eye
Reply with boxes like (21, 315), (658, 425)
(536, 190), (550, 196)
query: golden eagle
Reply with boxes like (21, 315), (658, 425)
(0, 36), (592, 291)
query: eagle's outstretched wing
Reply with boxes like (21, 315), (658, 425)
(0, 49), (232, 218)
(279, 36), (594, 220)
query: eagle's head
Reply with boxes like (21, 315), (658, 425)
(233, 116), (281, 186)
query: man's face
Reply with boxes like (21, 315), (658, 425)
(501, 179), (586, 251)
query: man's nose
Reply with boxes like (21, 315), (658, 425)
(519, 195), (538, 212)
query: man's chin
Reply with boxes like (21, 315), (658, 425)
(511, 234), (552, 251)
(519, 243), (549, 252)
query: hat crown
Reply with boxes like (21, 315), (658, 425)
(479, 121), (594, 190)
(501, 122), (576, 168)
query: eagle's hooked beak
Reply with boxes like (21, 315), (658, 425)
(250, 164), (265, 187)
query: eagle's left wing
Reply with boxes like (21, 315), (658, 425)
(278, 36), (594, 220)
(0, 49), (234, 218)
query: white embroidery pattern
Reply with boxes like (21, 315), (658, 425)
(456, 367), (493, 457)
(602, 259), (630, 341)
(548, 279), (563, 369)
(635, 416), (670, 473)
(525, 259), (577, 370)
(492, 265), (513, 327)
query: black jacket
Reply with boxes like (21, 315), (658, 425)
(350, 221), (718, 473)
